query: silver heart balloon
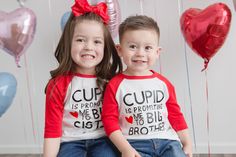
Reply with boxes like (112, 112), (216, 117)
(0, 8), (36, 67)
(105, 0), (121, 39)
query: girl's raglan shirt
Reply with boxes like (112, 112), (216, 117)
(44, 73), (105, 142)
(102, 70), (187, 140)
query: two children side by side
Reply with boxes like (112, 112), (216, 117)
(43, 0), (193, 156)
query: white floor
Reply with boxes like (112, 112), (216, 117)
(0, 155), (235, 157)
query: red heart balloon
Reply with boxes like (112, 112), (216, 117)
(0, 8), (36, 67)
(180, 3), (231, 71)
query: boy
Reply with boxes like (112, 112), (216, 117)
(102, 15), (192, 157)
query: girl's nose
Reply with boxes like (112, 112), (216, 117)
(84, 41), (93, 50)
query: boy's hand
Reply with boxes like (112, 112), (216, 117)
(183, 145), (193, 157)
(121, 147), (141, 157)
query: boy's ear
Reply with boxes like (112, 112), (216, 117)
(115, 44), (122, 57)
(156, 46), (162, 58)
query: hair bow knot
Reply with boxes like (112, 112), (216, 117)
(71, 0), (109, 24)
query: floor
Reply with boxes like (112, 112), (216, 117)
(0, 155), (235, 157)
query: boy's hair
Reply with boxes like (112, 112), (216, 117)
(119, 15), (160, 42)
(49, 12), (122, 92)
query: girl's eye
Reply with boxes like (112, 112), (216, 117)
(94, 40), (103, 44)
(76, 38), (84, 42)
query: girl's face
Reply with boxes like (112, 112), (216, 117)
(71, 20), (105, 75)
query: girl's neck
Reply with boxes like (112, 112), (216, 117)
(74, 68), (96, 75)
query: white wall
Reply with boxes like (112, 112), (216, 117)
(0, 0), (235, 154)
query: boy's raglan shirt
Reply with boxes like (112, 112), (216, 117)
(102, 70), (187, 140)
(44, 73), (105, 142)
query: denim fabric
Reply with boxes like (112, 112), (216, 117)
(57, 137), (120, 157)
(128, 139), (186, 157)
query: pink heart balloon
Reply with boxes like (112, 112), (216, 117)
(0, 8), (36, 67)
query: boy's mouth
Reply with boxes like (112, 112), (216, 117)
(132, 60), (147, 63)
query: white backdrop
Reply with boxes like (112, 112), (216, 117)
(0, 0), (236, 154)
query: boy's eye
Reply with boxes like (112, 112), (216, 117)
(145, 46), (153, 51)
(129, 45), (137, 49)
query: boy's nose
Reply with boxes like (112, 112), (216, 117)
(136, 48), (145, 56)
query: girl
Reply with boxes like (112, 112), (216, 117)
(43, 0), (122, 157)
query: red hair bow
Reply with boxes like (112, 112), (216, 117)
(71, 0), (109, 24)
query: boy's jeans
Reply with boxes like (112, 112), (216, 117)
(128, 138), (186, 157)
(57, 136), (120, 157)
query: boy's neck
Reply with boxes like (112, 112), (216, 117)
(123, 69), (153, 76)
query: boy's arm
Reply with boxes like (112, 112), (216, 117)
(177, 129), (193, 157)
(43, 138), (60, 157)
(102, 80), (140, 157)
(109, 130), (141, 157)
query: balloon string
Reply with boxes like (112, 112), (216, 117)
(177, 0), (197, 150)
(205, 70), (211, 157)
(23, 54), (37, 144)
(233, 0), (236, 11)
(15, 57), (21, 68)
(48, 0), (57, 54)
(201, 58), (209, 72)
(139, 0), (143, 15)
(153, 0), (162, 74)
(152, 0), (162, 74)
(17, 0), (26, 7)
(158, 56), (162, 74)
(48, 0), (53, 18)
(19, 91), (28, 146)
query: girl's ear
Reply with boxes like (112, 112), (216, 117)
(115, 44), (122, 57)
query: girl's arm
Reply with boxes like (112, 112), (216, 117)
(43, 138), (61, 157)
(109, 130), (141, 157)
(177, 129), (193, 157)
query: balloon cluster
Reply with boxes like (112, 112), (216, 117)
(180, 3), (231, 71)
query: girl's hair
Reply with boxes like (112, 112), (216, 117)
(119, 15), (160, 43)
(49, 12), (122, 92)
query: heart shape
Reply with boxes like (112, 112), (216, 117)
(0, 72), (17, 117)
(0, 8), (36, 67)
(180, 3), (231, 70)
(60, 11), (71, 31)
(125, 116), (133, 124)
(70, 111), (78, 118)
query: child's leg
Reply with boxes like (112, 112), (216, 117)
(57, 140), (86, 157)
(88, 136), (121, 157)
(157, 139), (186, 157)
(128, 139), (153, 157)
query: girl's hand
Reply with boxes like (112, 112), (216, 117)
(121, 147), (141, 157)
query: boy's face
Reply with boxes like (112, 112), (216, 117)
(117, 29), (161, 76)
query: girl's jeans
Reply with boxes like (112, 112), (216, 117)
(57, 136), (120, 157)
(128, 139), (186, 157)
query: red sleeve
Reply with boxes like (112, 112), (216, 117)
(166, 83), (188, 131)
(102, 76), (123, 136)
(44, 77), (67, 138)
